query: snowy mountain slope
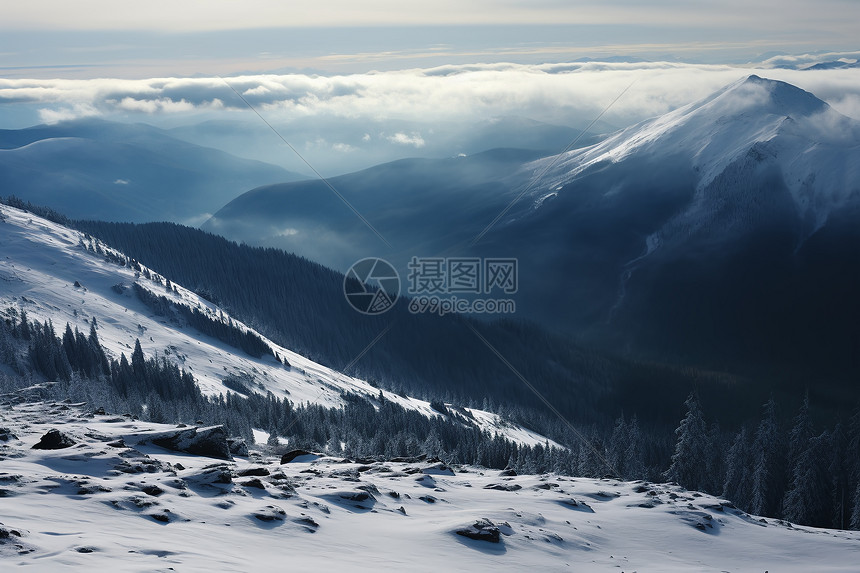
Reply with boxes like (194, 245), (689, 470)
(198, 76), (860, 385)
(2, 400), (859, 572)
(459, 76), (860, 377)
(0, 203), (555, 448)
(526, 75), (860, 245)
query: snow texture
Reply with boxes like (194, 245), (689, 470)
(1, 400), (859, 571)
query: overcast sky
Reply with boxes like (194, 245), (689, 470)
(3, 1), (857, 32)
(1, 1), (859, 77)
(1, 0), (858, 154)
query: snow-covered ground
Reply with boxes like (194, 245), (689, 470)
(0, 203), (556, 448)
(2, 400), (859, 572)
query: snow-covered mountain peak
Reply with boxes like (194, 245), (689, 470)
(708, 74), (828, 118)
(525, 76), (860, 236)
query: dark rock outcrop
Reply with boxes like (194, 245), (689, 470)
(227, 437), (249, 457)
(337, 491), (373, 503)
(31, 429), (75, 450)
(280, 449), (313, 464)
(0, 428), (18, 442)
(422, 463), (455, 476)
(253, 505), (286, 522)
(140, 426), (231, 460)
(241, 478), (266, 490)
(483, 483), (522, 492)
(141, 485), (164, 497)
(237, 467), (270, 477)
(455, 519), (501, 543)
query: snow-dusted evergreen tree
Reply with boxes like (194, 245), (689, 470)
(847, 408), (860, 530)
(787, 392), (814, 465)
(606, 414), (628, 478)
(665, 392), (708, 491)
(624, 415), (646, 480)
(422, 431), (442, 458)
(723, 426), (752, 508)
(750, 397), (786, 517)
(852, 481), (860, 531)
(827, 423), (849, 529)
(783, 431), (833, 527)
(576, 430), (606, 477)
(781, 392), (815, 519)
(704, 421), (724, 493)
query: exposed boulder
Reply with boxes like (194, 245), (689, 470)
(483, 483), (522, 492)
(140, 485), (164, 497)
(253, 505), (286, 522)
(455, 519), (501, 543)
(319, 489), (377, 510)
(237, 466), (270, 477)
(422, 462), (455, 476)
(336, 491), (374, 503)
(389, 454), (427, 463)
(0, 428), (17, 442)
(31, 429), (75, 450)
(559, 498), (594, 512)
(0, 525), (22, 540)
(139, 426), (232, 460)
(241, 478), (266, 490)
(184, 464), (233, 486)
(227, 437), (249, 457)
(280, 449), (315, 464)
(293, 515), (319, 531)
(149, 511), (171, 523)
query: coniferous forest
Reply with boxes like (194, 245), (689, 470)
(2, 306), (860, 529)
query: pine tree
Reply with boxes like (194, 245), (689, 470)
(787, 392), (814, 465)
(851, 481), (860, 530)
(783, 431), (832, 527)
(750, 397), (786, 517)
(704, 421), (724, 494)
(19, 310), (30, 340)
(723, 427), (752, 508)
(607, 414), (628, 478)
(665, 393), (709, 491)
(847, 408), (860, 529)
(131, 339), (146, 381)
(624, 415), (646, 480)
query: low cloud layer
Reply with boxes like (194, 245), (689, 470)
(2, 60), (859, 131)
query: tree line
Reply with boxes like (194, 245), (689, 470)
(3, 306), (860, 529)
(666, 392), (860, 530)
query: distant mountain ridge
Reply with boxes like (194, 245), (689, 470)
(0, 118), (303, 224)
(205, 76), (860, 382)
(490, 75), (860, 374)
